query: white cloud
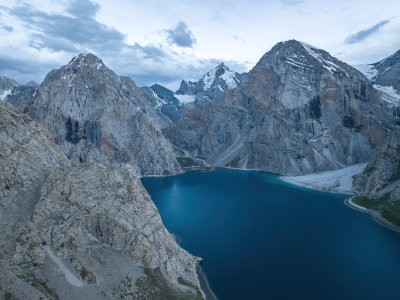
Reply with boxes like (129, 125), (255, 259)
(0, 0), (399, 88)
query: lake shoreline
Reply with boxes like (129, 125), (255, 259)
(196, 265), (218, 300)
(345, 197), (400, 234)
(279, 176), (354, 195)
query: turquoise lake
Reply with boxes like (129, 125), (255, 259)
(141, 168), (400, 299)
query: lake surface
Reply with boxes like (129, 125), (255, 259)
(141, 168), (400, 300)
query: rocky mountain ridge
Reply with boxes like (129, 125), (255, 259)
(7, 53), (181, 176)
(170, 40), (394, 175)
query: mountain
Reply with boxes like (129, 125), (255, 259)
(7, 53), (181, 176)
(0, 101), (204, 299)
(170, 40), (394, 175)
(141, 84), (187, 128)
(0, 76), (19, 100)
(355, 49), (400, 106)
(352, 128), (400, 226)
(175, 62), (246, 106)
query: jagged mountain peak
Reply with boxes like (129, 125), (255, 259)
(60, 52), (109, 76)
(254, 40), (365, 83)
(43, 52), (119, 88)
(202, 62), (240, 90)
(68, 52), (104, 66)
(175, 80), (197, 95)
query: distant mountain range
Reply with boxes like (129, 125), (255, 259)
(175, 62), (246, 107)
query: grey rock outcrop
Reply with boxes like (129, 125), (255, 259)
(6, 85), (37, 114)
(0, 101), (203, 299)
(0, 76), (19, 99)
(171, 40), (393, 175)
(355, 49), (400, 110)
(175, 62), (246, 107)
(353, 128), (400, 194)
(141, 84), (187, 128)
(9, 53), (181, 176)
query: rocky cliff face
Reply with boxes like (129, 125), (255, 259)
(9, 53), (181, 176)
(0, 101), (203, 299)
(175, 62), (246, 107)
(171, 40), (394, 175)
(353, 129), (400, 194)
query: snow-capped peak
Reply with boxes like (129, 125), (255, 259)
(203, 63), (240, 90)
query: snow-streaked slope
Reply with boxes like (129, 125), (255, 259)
(300, 41), (344, 74)
(281, 163), (367, 194)
(220, 69), (240, 89)
(203, 67), (217, 90)
(373, 85), (400, 105)
(354, 64), (378, 80)
(355, 63), (400, 105)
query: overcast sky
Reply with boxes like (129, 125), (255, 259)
(0, 0), (399, 90)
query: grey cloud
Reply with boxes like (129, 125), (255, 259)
(29, 34), (79, 52)
(3, 25), (13, 32)
(10, 1), (125, 53)
(281, 0), (304, 5)
(66, 0), (99, 18)
(0, 1), (247, 90)
(131, 43), (168, 61)
(166, 21), (196, 48)
(0, 54), (58, 84)
(345, 19), (391, 44)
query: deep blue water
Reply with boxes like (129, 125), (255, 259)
(141, 168), (400, 300)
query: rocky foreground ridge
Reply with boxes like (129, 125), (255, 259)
(0, 101), (204, 299)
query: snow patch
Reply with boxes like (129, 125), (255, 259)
(220, 70), (239, 89)
(0, 89), (12, 100)
(174, 94), (195, 104)
(96, 62), (103, 70)
(281, 163), (367, 194)
(354, 64), (378, 80)
(45, 247), (84, 287)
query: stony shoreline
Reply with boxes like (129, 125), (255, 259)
(196, 265), (218, 300)
(344, 197), (400, 234)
